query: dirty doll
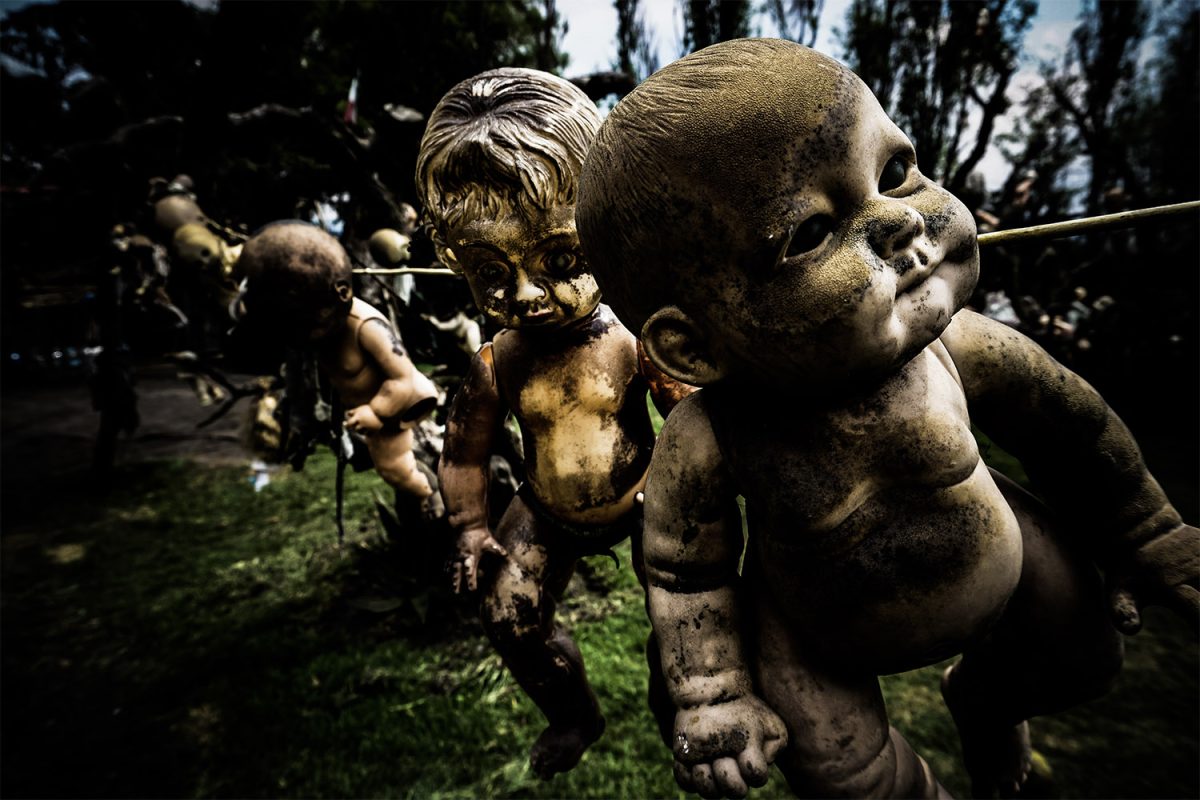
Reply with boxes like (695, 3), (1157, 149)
(236, 222), (439, 506)
(417, 67), (688, 778)
(575, 39), (1198, 799)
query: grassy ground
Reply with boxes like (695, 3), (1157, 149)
(2, 449), (1196, 799)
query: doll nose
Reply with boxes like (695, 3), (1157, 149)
(514, 271), (547, 303)
(866, 202), (924, 260)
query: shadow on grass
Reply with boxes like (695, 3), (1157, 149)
(2, 454), (1196, 798)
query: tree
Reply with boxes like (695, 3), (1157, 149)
(839, 0), (1036, 195)
(614, 0), (659, 81)
(680, 0), (750, 54)
(765, 0), (823, 48)
(1041, 0), (1149, 214)
(0, 0), (570, 255)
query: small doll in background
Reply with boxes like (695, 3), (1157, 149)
(236, 222), (438, 508)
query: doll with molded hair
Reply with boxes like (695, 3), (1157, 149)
(236, 222), (438, 505)
(576, 39), (1198, 800)
(418, 67), (689, 779)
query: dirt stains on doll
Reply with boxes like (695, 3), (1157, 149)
(578, 39), (1197, 800)
(421, 67), (687, 779)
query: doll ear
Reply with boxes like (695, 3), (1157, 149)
(333, 279), (353, 303)
(427, 229), (463, 274)
(641, 306), (727, 386)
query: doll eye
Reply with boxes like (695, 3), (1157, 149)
(879, 155), (910, 193)
(547, 250), (577, 275)
(477, 261), (508, 284)
(784, 214), (834, 258)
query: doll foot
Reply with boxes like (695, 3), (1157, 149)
(942, 665), (1034, 798)
(529, 714), (606, 780)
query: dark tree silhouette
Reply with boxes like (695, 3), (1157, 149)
(680, 0), (750, 54)
(614, 0), (660, 80)
(839, 0), (1036, 195)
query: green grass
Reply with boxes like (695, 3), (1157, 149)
(2, 452), (1196, 798)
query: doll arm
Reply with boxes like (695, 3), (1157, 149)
(942, 309), (1198, 632)
(348, 319), (437, 432)
(439, 343), (508, 593)
(643, 392), (787, 797)
(422, 314), (460, 332)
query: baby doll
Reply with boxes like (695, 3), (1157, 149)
(576, 39), (1198, 799)
(236, 222), (438, 504)
(418, 67), (689, 779)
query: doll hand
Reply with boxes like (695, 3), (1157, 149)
(672, 695), (788, 799)
(449, 527), (508, 593)
(344, 405), (383, 433)
(1109, 523), (1200, 634)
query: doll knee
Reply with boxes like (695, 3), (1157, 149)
(481, 587), (543, 652)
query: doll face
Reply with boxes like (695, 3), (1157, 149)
(687, 76), (978, 389)
(446, 200), (601, 330)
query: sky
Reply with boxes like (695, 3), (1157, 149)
(558, 0), (1089, 191)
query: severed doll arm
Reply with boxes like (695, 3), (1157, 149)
(941, 309), (1199, 632)
(439, 342), (509, 592)
(642, 391), (787, 797)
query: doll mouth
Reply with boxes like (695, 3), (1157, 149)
(520, 308), (556, 324)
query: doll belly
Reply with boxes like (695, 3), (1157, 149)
(752, 464), (1023, 674)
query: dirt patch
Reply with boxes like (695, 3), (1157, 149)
(2, 361), (255, 482)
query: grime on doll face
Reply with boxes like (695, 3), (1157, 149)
(690, 74), (979, 389)
(446, 201), (601, 330)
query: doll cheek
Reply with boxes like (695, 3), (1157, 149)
(798, 249), (877, 329)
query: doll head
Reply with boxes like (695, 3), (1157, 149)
(577, 39), (979, 391)
(172, 222), (241, 286)
(416, 68), (603, 330)
(368, 228), (412, 266)
(236, 221), (353, 344)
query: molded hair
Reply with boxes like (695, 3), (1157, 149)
(415, 68), (601, 253)
(577, 39), (845, 335)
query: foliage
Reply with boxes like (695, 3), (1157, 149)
(985, 0), (1199, 436)
(838, 0), (1036, 195)
(0, 0), (569, 261)
(680, 0), (751, 54)
(764, 0), (824, 48)
(2, 451), (1196, 798)
(614, 0), (660, 81)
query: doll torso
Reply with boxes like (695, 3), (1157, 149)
(716, 340), (1023, 674)
(493, 304), (654, 526)
(319, 299), (389, 408)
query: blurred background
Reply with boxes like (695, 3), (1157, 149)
(1, 1), (1196, 798)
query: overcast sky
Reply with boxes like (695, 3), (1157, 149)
(558, 0), (1088, 190)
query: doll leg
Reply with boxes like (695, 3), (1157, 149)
(365, 429), (433, 499)
(941, 470), (1124, 798)
(481, 493), (604, 779)
(747, 573), (950, 799)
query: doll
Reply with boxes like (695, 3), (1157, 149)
(576, 39), (1198, 799)
(418, 67), (688, 779)
(236, 222), (437, 504)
